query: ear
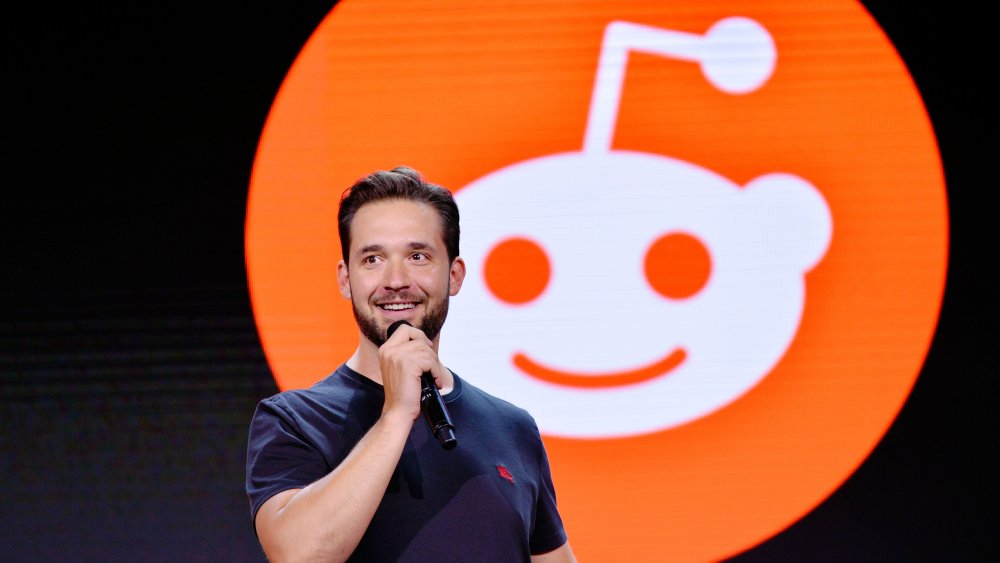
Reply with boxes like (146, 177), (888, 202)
(337, 259), (352, 299)
(449, 256), (466, 296)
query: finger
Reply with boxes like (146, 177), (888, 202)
(426, 362), (448, 390)
(385, 322), (425, 344)
(386, 322), (415, 343)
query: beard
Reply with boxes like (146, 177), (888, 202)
(352, 288), (450, 347)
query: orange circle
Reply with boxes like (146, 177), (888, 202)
(644, 232), (711, 299)
(245, 1), (947, 560)
(483, 237), (551, 304)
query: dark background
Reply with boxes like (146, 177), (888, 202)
(1, 2), (992, 561)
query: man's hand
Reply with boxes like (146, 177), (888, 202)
(377, 322), (443, 421)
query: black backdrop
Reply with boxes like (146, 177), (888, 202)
(1, 2), (992, 561)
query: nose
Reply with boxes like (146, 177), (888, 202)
(381, 258), (411, 290)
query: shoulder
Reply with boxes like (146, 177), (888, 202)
(456, 374), (529, 414)
(454, 374), (542, 436)
(253, 365), (381, 427)
(247, 365), (383, 483)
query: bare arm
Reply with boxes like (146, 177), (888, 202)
(254, 409), (413, 562)
(532, 542), (578, 563)
(254, 325), (441, 562)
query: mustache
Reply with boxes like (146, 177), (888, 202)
(373, 291), (425, 303)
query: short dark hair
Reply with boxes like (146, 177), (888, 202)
(338, 166), (460, 263)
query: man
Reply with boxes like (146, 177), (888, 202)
(246, 167), (576, 562)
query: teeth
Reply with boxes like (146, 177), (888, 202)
(381, 303), (415, 311)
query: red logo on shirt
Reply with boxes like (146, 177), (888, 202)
(497, 465), (515, 484)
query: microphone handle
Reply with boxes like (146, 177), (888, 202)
(384, 319), (457, 450)
(421, 372), (457, 450)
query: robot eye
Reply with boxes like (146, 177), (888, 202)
(484, 237), (551, 305)
(644, 232), (712, 300)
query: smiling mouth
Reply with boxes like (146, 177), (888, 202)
(378, 303), (417, 311)
(513, 348), (687, 389)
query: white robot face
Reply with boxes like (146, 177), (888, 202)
(442, 150), (831, 438)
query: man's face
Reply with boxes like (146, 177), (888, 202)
(337, 199), (465, 347)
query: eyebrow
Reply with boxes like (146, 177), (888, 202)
(356, 241), (432, 255)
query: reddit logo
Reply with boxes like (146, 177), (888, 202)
(443, 18), (832, 437)
(245, 1), (947, 561)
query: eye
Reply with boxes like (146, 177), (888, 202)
(643, 232), (712, 300)
(484, 237), (551, 305)
(411, 252), (428, 262)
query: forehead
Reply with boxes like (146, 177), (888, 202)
(349, 199), (444, 251)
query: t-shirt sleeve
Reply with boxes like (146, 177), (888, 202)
(529, 426), (569, 555)
(245, 396), (331, 526)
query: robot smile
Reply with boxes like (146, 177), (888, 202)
(513, 348), (687, 389)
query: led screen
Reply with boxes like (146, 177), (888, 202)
(1, 1), (988, 561)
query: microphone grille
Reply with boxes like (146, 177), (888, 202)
(386, 319), (412, 340)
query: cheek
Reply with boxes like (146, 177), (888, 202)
(344, 270), (380, 301)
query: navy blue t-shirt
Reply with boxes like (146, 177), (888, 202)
(246, 364), (567, 561)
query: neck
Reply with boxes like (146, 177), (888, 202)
(344, 334), (383, 382)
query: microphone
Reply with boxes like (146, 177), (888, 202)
(386, 320), (457, 450)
